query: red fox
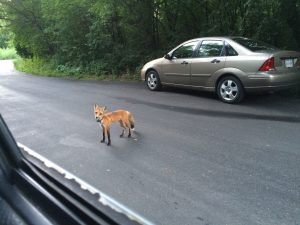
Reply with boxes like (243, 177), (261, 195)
(94, 104), (135, 146)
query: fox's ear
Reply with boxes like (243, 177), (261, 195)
(94, 104), (98, 110)
(103, 106), (107, 111)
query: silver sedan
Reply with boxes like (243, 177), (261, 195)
(141, 37), (300, 103)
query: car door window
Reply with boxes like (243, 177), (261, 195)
(172, 41), (198, 59)
(196, 40), (224, 57)
(225, 43), (238, 56)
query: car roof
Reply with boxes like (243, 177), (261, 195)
(175, 36), (257, 55)
(187, 36), (245, 42)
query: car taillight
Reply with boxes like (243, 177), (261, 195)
(259, 57), (275, 71)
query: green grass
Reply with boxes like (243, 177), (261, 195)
(12, 58), (300, 97)
(0, 48), (19, 60)
(14, 58), (141, 81)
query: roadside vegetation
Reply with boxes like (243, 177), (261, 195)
(0, 0), (300, 84)
(13, 58), (140, 80)
(0, 48), (18, 60)
(0, 25), (18, 60)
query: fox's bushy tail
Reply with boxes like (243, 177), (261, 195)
(129, 113), (135, 130)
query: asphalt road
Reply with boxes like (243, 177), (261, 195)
(1, 60), (300, 225)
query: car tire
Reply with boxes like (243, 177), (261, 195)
(217, 76), (244, 104)
(146, 70), (162, 91)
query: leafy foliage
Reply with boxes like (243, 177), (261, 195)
(0, 47), (18, 59)
(1, 0), (300, 76)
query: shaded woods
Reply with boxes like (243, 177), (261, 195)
(1, 0), (300, 76)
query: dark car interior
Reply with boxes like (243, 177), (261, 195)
(0, 114), (147, 225)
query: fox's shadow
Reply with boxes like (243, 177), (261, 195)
(130, 130), (141, 141)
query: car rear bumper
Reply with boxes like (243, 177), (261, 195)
(243, 70), (300, 92)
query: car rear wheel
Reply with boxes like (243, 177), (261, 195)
(146, 70), (162, 91)
(217, 76), (244, 103)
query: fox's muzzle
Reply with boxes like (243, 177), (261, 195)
(95, 117), (101, 122)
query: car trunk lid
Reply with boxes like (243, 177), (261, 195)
(272, 51), (300, 70)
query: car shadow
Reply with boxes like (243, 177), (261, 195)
(119, 87), (300, 123)
(161, 86), (217, 100)
(162, 86), (300, 109)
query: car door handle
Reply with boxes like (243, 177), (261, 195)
(211, 59), (221, 64)
(181, 61), (189, 65)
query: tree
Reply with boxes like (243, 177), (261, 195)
(1, 0), (299, 75)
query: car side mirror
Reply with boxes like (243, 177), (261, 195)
(164, 53), (172, 60)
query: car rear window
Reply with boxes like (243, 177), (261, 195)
(232, 37), (277, 52)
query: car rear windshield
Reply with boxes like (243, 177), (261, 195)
(232, 37), (278, 52)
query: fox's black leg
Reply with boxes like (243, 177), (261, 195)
(119, 121), (125, 137)
(101, 127), (105, 143)
(120, 129), (125, 137)
(124, 122), (131, 138)
(107, 128), (111, 146)
(128, 128), (131, 138)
